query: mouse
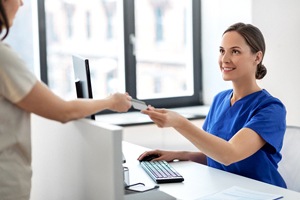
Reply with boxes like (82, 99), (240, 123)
(140, 154), (159, 162)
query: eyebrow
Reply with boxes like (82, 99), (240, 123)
(219, 46), (242, 49)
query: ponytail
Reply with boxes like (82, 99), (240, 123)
(256, 63), (267, 80)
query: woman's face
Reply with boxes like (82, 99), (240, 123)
(2, 0), (23, 27)
(218, 31), (261, 83)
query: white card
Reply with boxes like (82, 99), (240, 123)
(131, 99), (147, 110)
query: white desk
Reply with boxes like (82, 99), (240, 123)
(123, 142), (300, 200)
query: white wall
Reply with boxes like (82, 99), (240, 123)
(252, 0), (300, 126)
(201, 0), (300, 126)
(201, 0), (252, 103)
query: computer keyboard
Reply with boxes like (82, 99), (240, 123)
(140, 160), (184, 183)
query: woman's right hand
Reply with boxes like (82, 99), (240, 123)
(141, 106), (186, 129)
(137, 149), (183, 162)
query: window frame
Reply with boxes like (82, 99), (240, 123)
(37, 0), (203, 111)
(37, 0), (48, 84)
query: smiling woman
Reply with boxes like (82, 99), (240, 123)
(219, 25), (265, 105)
(139, 22), (287, 188)
(220, 23), (266, 82)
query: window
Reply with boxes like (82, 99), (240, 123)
(38, 0), (202, 110)
(6, 0), (36, 74)
(86, 11), (91, 39)
(134, 0), (195, 99)
(154, 7), (164, 42)
(40, 0), (122, 99)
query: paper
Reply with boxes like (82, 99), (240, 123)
(197, 186), (283, 200)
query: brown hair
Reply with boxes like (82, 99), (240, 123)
(223, 22), (267, 80)
(0, 0), (10, 40)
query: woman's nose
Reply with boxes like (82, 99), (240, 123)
(221, 52), (230, 63)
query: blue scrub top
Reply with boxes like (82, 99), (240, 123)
(203, 89), (287, 188)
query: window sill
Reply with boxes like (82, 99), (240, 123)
(95, 105), (210, 126)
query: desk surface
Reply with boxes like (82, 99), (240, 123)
(123, 142), (300, 200)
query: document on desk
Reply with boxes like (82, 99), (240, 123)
(197, 186), (283, 200)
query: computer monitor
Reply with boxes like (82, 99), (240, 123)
(72, 55), (95, 120)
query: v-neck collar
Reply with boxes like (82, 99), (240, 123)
(228, 89), (264, 107)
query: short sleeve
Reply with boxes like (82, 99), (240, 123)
(245, 99), (286, 153)
(0, 43), (37, 103)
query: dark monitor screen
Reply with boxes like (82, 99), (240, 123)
(72, 55), (95, 120)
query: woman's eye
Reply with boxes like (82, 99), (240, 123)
(232, 50), (239, 54)
(219, 49), (224, 54)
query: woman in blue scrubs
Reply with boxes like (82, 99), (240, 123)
(139, 22), (287, 188)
